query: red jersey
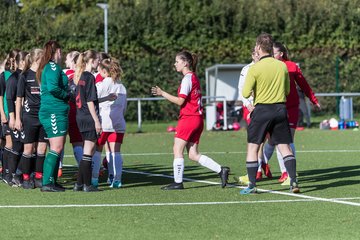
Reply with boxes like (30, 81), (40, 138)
(283, 60), (318, 108)
(177, 72), (203, 117)
(95, 72), (104, 83)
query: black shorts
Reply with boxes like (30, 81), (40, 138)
(81, 130), (98, 141)
(11, 129), (22, 142)
(21, 114), (47, 143)
(247, 103), (292, 145)
(2, 123), (11, 137)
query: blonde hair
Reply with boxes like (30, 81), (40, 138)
(22, 48), (43, 74)
(99, 57), (123, 82)
(73, 50), (97, 85)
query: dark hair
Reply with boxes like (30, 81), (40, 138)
(273, 41), (289, 60)
(98, 52), (110, 62)
(4, 49), (20, 73)
(256, 33), (273, 55)
(36, 40), (61, 83)
(176, 50), (198, 73)
(99, 57), (123, 82)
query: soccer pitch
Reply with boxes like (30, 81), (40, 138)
(1, 125), (360, 239)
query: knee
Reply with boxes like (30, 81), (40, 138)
(188, 152), (200, 161)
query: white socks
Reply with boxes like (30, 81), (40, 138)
(73, 146), (83, 166)
(198, 155), (221, 173)
(173, 158), (184, 183)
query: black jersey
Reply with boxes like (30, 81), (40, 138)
(0, 72), (6, 97)
(17, 69), (41, 115)
(6, 69), (21, 114)
(75, 71), (99, 132)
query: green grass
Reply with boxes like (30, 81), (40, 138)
(1, 125), (360, 239)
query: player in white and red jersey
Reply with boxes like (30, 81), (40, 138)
(151, 50), (229, 190)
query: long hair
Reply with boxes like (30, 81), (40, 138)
(22, 48), (43, 74)
(15, 51), (28, 70)
(36, 40), (61, 83)
(67, 51), (80, 67)
(73, 50), (97, 85)
(176, 50), (198, 73)
(99, 57), (123, 82)
(4, 49), (20, 73)
(273, 42), (289, 61)
(256, 33), (274, 55)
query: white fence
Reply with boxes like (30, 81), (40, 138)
(127, 92), (360, 132)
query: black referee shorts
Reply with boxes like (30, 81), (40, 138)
(247, 103), (292, 145)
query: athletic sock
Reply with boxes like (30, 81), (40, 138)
(52, 155), (60, 183)
(113, 152), (123, 182)
(173, 158), (184, 183)
(257, 158), (263, 172)
(246, 161), (258, 188)
(263, 143), (275, 164)
(290, 143), (296, 156)
(198, 155), (221, 173)
(276, 148), (287, 173)
(8, 149), (20, 175)
(2, 147), (11, 177)
(107, 151), (114, 178)
(30, 154), (36, 174)
(73, 146), (83, 166)
(42, 150), (59, 185)
(92, 151), (102, 179)
(77, 154), (92, 186)
(283, 155), (297, 182)
(35, 154), (45, 179)
(19, 154), (32, 175)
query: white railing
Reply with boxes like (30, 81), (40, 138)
(127, 96), (227, 132)
(127, 93), (360, 132)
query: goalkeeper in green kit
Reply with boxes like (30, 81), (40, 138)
(36, 40), (71, 192)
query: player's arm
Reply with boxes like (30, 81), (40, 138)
(6, 77), (17, 129)
(0, 74), (7, 124)
(294, 66), (320, 109)
(151, 86), (185, 106)
(87, 101), (102, 135)
(47, 67), (69, 101)
(242, 68), (255, 99)
(15, 97), (23, 131)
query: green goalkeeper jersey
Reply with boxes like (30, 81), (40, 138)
(39, 61), (69, 113)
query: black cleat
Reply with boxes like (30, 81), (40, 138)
(161, 182), (184, 190)
(73, 183), (83, 192)
(41, 184), (65, 192)
(54, 182), (66, 191)
(34, 178), (42, 188)
(3, 174), (12, 185)
(83, 185), (101, 192)
(219, 167), (230, 188)
(22, 180), (35, 189)
(12, 174), (23, 188)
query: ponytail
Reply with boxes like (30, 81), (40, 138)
(4, 49), (20, 73)
(176, 50), (198, 73)
(99, 57), (123, 82)
(73, 50), (98, 85)
(273, 42), (289, 61)
(22, 53), (31, 74)
(36, 40), (61, 83)
(22, 48), (43, 74)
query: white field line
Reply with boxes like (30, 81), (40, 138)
(62, 149), (360, 158)
(123, 169), (360, 207)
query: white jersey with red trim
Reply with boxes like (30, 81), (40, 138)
(96, 77), (127, 132)
(177, 72), (203, 117)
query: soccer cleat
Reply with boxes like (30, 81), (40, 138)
(34, 178), (43, 188)
(262, 163), (273, 178)
(41, 184), (65, 192)
(110, 180), (122, 189)
(278, 172), (288, 183)
(161, 182), (184, 190)
(54, 182), (66, 191)
(107, 174), (114, 185)
(219, 166), (230, 188)
(3, 174), (12, 185)
(281, 176), (291, 186)
(22, 179), (35, 189)
(290, 180), (300, 193)
(73, 183), (83, 192)
(57, 168), (63, 178)
(83, 184), (101, 192)
(256, 171), (263, 181)
(11, 174), (23, 188)
(240, 186), (257, 195)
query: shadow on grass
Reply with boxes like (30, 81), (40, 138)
(58, 163), (222, 190)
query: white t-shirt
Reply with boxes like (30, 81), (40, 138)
(96, 77), (127, 132)
(238, 62), (254, 108)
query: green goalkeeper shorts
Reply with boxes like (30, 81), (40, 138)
(39, 111), (68, 138)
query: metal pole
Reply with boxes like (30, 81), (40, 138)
(96, 3), (109, 53)
(137, 99), (142, 133)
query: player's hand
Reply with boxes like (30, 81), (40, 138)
(151, 86), (162, 96)
(107, 93), (117, 101)
(9, 118), (15, 130)
(0, 115), (7, 124)
(15, 119), (22, 131)
(95, 121), (102, 137)
(246, 104), (255, 112)
(314, 103), (321, 111)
